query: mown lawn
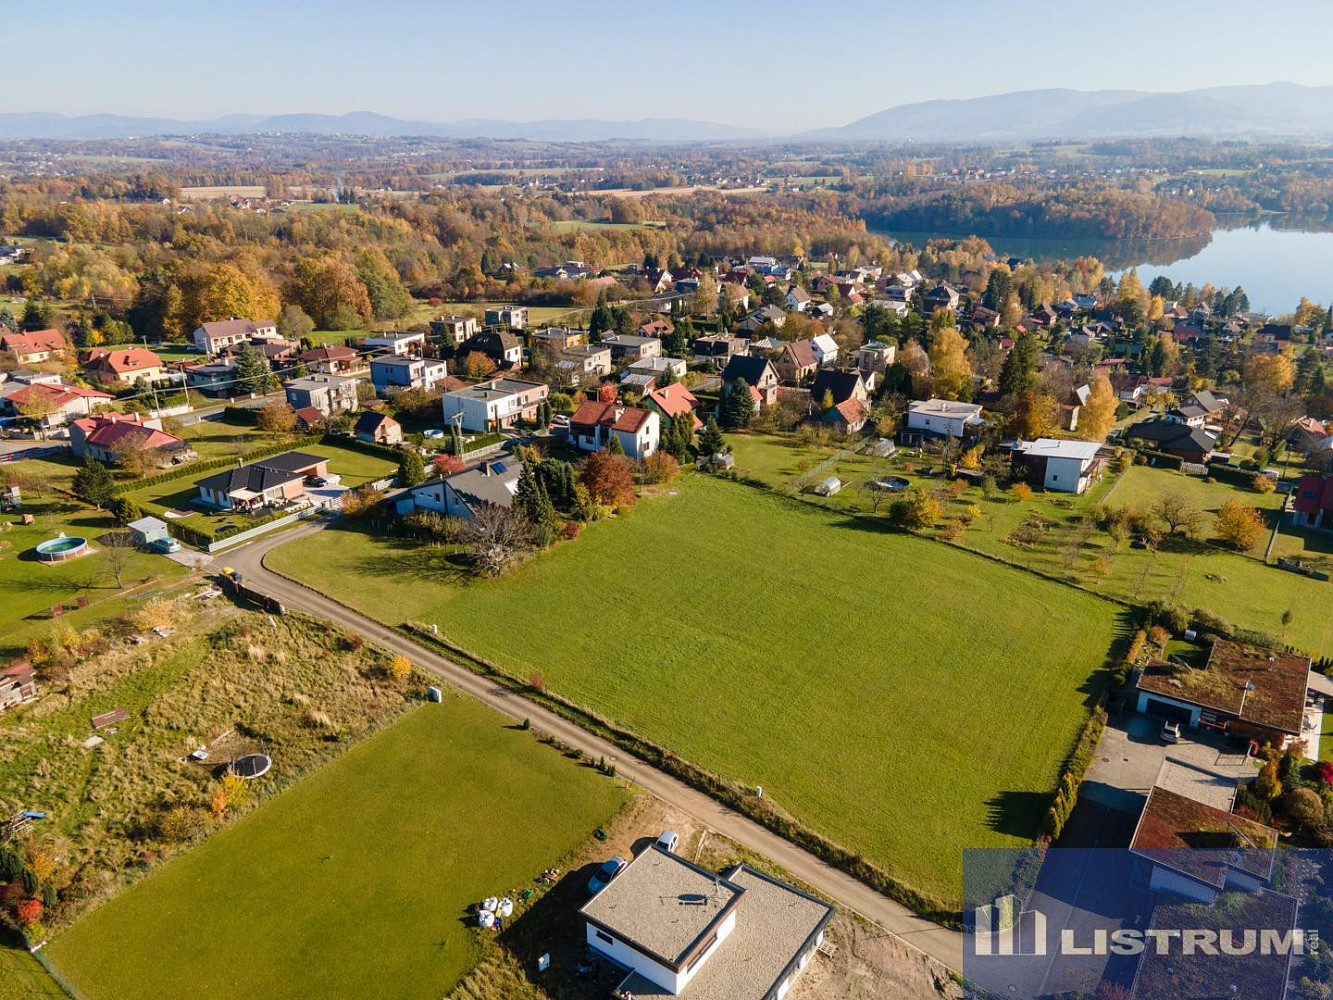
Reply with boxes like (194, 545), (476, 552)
(0, 926), (64, 1000)
(46, 697), (626, 1000)
(268, 474), (1123, 905)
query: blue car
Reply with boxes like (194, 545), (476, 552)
(588, 856), (627, 894)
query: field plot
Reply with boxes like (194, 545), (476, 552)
(178, 185), (266, 200)
(46, 698), (626, 1000)
(268, 474), (1122, 904)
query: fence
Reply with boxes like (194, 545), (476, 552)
(205, 504), (326, 552)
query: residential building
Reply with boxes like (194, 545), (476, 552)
(459, 330), (523, 368)
(1123, 419), (1216, 464)
(0, 380), (113, 427)
(1011, 438), (1103, 494)
(430, 315), (478, 344)
(906, 398), (984, 438)
(600, 333), (662, 362)
(645, 382), (702, 431)
(484, 305), (528, 330)
(1292, 474), (1333, 529)
(626, 355), (688, 381)
(354, 411), (402, 445)
(190, 318), (277, 354)
(183, 358), (240, 397)
(639, 318), (673, 339)
(555, 344), (613, 382)
(855, 340), (896, 376)
(809, 368), (868, 410)
(395, 459), (523, 518)
(69, 412), (190, 466)
(0, 328), (68, 365)
(569, 401), (660, 459)
(692, 336), (749, 365)
(300, 345), (366, 376)
(226, 338), (298, 367)
(785, 285), (812, 312)
(720, 355), (779, 406)
(283, 374), (360, 417)
(1135, 639), (1311, 748)
(370, 355), (447, 395)
(1164, 403), (1210, 429)
(440, 376), (548, 432)
(529, 327), (588, 352)
(195, 451), (329, 511)
(82, 347), (164, 387)
(868, 297), (910, 318)
(580, 844), (832, 999)
(364, 330), (426, 357)
(923, 282), (960, 315)
(1289, 416), (1328, 453)
(737, 304), (787, 334)
(810, 333), (839, 367)
(776, 340), (819, 383)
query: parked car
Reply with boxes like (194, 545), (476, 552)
(655, 830), (679, 854)
(305, 475), (328, 487)
(1160, 721), (1182, 744)
(588, 856), (627, 894)
(152, 537), (181, 554)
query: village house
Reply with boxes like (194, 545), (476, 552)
(639, 318), (673, 339)
(283, 374), (360, 417)
(855, 340), (897, 376)
(785, 285), (812, 312)
(569, 401), (660, 459)
(721, 355), (779, 407)
(395, 459), (523, 518)
(82, 347), (164, 387)
(459, 330), (523, 369)
(0, 328), (68, 365)
(1135, 639), (1311, 749)
(529, 327), (588, 352)
(430, 315), (478, 345)
(1010, 438), (1103, 494)
(692, 336), (749, 366)
(923, 282), (960, 315)
(1164, 403), (1210, 429)
(737, 304), (787, 335)
(370, 355), (447, 396)
(300, 345), (366, 376)
(183, 357), (241, 397)
(440, 376), (548, 432)
(1292, 473), (1333, 529)
(0, 380), (113, 427)
(225, 338), (298, 368)
(625, 356), (688, 382)
(1288, 416), (1328, 453)
(364, 331), (426, 357)
(580, 844), (832, 999)
(195, 452), (329, 512)
(809, 369), (869, 432)
(645, 382), (702, 431)
(776, 340), (819, 383)
(810, 332), (839, 367)
(354, 411), (403, 446)
(868, 297), (910, 319)
(906, 398), (984, 439)
(484, 305), (528, 330)
(1122, 419), (1216, 464)
(69, 412), (190, 466)
(555, 344), (613, 383)
(600, 333), (661, 363)
(191, 318), (277, 355)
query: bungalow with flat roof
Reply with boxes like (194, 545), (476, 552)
(430, 314), (478, 344)
(1011, 438), (1103, 494)
(440, 376), (548, 432)
(529, 327), (588, 352)
(195, 451), (328, 512)
(906, 398), (984, 439)
(1135, 640), (1311, 748)
(569, 401), (660, 459)
(580, 844), (832, 1000)
(363, 330), (426, 357)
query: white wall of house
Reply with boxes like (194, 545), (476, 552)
(1041, 455), (1095, 494)
(906, 411), (978, 438)
(584, 910), (735, 994)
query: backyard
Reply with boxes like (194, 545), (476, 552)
(44, 696), (627, 1000)
(267, 473), (1124, 906)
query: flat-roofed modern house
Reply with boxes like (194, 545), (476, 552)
(905, 398), (984, 439)
(580, 844), (832, 999)
(484, 305), (528, 330)
(283, 374), (360, 417)
(439, 376), (548, 432)
(364, 330), (426, 356)
(1135, 640), (1311, 748)
(430, 314), (478, 344)
(369, 355), (447, 395)
(194, 451), (328, 512)
(600, 333), (661, 362)
(1011, 438), (1103, 494)
(191, 318), (277, 354)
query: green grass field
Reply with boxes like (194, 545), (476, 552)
(0, 927), (64, 1000)
(268, 474), (1123, 904)
(45, 698), (626, 1000)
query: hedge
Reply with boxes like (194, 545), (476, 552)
(1208, 461), (1258, 488)
(111, 435), (323, 496)
(1135, 448), (1184, 471)
(444, 432), (504, 456)
(324, 433), (401, 462)
(222, 405), (260, 425)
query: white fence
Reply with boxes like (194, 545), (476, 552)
(205, 505), (325, 553)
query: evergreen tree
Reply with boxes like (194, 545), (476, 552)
(606, 432), (625, 455)
(998, 333), (1039, 397)
(513, 464), (542, 521)
(672, 411), (695, 451)
(234, 342), (275, 395)
(531, 477), (559, 546)
(396, 449), (426, 488)
(1296, 346), (1322, 396)
(588, 290), (613, 343)
(73, 458), (116, 509)
(721, 377), (756, 429)
(698, 417), (726, 457)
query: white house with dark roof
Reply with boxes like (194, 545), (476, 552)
(580, 844), (832, 999)
(394, 459), (523, 518)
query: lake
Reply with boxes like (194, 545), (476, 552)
(873, 220), (1333, 316)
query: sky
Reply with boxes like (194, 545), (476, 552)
(10, 0), (1333, 131)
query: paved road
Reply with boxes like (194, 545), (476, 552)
(225, 521), (965, 971)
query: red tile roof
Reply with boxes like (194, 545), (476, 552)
(73, 413), (182, 452)
(85, 347), (162, 375)
(1, 328), (67, 355)
(570, 400), (654, 434)
(300, 345), (358, 362)
(8, 381), (113, 411)
(1295, 474), (1333, 515)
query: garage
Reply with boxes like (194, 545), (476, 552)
(1140, 696), (1194, 723)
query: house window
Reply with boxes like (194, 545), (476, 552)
(594, 930), (614, 945)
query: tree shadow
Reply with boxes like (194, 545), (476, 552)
(983, 790), (1053, 838)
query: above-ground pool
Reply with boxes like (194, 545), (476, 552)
(34, 535), (90, 563)
(230, 753), (272, 779)
(871, 477), (910, 492)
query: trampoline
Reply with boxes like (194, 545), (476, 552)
(230, 753), (272, 779)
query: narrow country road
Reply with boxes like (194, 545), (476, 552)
(223, 520), (966, 972)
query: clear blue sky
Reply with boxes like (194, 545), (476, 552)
(11, 0), (1333, 130)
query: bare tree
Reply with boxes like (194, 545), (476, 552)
(462, 503), (534, 577)
(1151, 493), (1204, 537)
(100, 530), (137, 589)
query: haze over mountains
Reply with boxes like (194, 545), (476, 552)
(4, 83), (1333, 143)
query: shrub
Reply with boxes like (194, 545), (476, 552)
(1010, 482), (1033, 501)
(560, 520), (583, 540)
(644, 451), (680, 484)
(1147, 624), (1170, 647)
(387, 654), (412, 682)
(1215, 500), (1265, 551)
(1251, 473), (1276, 494)
(156, 805), (211, 844)
(1286, 787), (1324, 829)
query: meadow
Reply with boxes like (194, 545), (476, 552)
(45, 697), (626, 1000)
(267, 474), (1123, 905)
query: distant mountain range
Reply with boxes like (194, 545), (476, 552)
(804, 83), (1333, 142)
(4, 84), (1333, 143)
(0, 111), (765, 142)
